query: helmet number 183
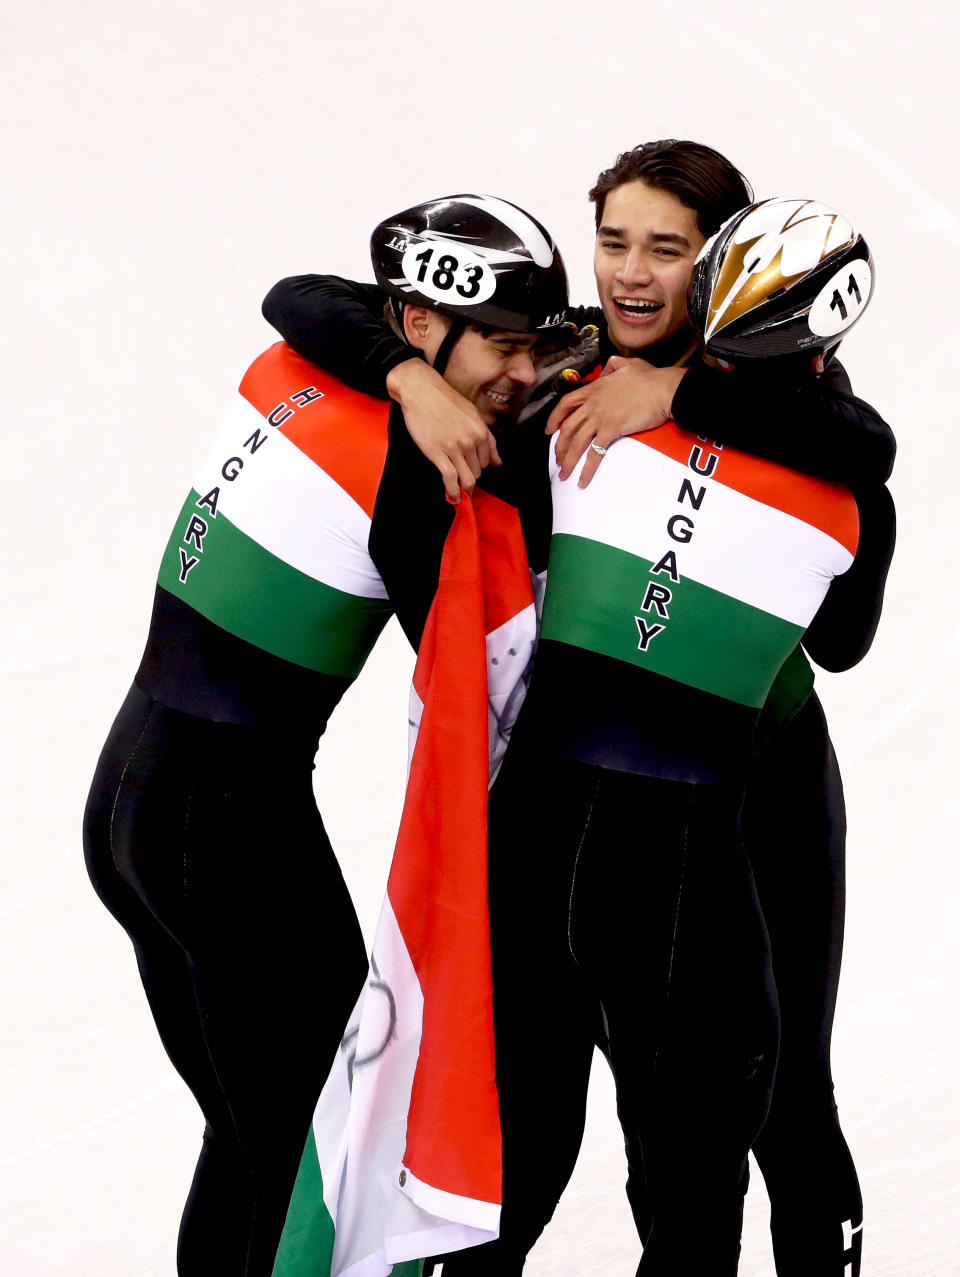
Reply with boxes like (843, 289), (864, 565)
(401, 239), (496, 307)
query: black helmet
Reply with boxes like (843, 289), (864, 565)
(370, 194), (569, 336)
(687, 197), (874, 360)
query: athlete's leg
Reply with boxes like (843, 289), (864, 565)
(744, 694), (863, 1276)
(571, 772), (778, 1277)
(174, 766), (367, 1277)
(428, 748), (601, 1275)
(616, 697), (863, 1274)
(83, 687), (239, 1148)
(84, 687), (368, 1276)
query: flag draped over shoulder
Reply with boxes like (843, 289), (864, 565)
(273, 489), (537, 1277)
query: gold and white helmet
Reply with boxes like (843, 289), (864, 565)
(687, 197), (874, 360)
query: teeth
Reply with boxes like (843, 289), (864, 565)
(616, 298), (662, 312)
(487, 391), (512, 403)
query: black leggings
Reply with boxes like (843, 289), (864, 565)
(432, 695), (862, 1276)
(744, 694), (862, 1275)
(621, 696), (863, 1275)
(434, 748), (779, 1276)
(82, 685), (368, 1276)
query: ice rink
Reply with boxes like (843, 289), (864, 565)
(3, 1), (957, 1272)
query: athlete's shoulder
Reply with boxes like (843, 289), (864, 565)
(239, 341), (390, 426)
(628, 421), (859, 554)
(237, 341), (391, 517)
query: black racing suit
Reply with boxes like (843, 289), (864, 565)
(82, 350), (548, 1277)
(261, 275), (896, 1276)
(451, 452), (894, 1276)
(84, 684), (366, 1277)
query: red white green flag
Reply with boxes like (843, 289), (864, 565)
(273, 488), (536, 1277)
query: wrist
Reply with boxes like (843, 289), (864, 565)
(385, 355), (432, 405)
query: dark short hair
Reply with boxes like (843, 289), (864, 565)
(589, 139), (753, 238)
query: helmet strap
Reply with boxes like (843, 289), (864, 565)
(432, 318), (466, 376)
(389, 297), (407, 334)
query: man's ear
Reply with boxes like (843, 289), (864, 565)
(810, 352), (827, 374)
(402, 305), (433, 350)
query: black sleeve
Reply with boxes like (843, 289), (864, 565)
(671, 357), (897, 485)
(261, 275), (413, 400)
(367, 409), (552, 649)
(802, 484), (896, 672)
(368, 407), (456, 650)
(261, 277), (607, 399)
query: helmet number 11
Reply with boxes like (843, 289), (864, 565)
(808, 257), (873, 338)
(829, 272), (863, 323)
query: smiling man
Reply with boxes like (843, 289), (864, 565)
(402, 310), (538, 425)
(593, 175), (707, 356)
(82, 191), (568, 1277)
(259, 142), (893, 1277)
(545, 140), (890, 487)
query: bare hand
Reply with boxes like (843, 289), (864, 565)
(545, 358), (687, 488)
(386, 359), (501, 500)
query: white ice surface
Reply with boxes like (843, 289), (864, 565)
(2, 1), (957, 1272)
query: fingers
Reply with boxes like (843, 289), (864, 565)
(552, 403), (583, 469)
(438, 449), (479, 498)
(464, 447), (484, 486)
(567, 432), (621, 482)
(577, 447), (605, 488)
(455, 461), (477, 494)
(448, 423), (498, 478)
(407, 412), (498, 501)
(439, 443), (488, 502)
(437, 460), (461, 502)
(474, 431), (494, 473)
(395, 363), (501, 492)
(576, 429), (623, 487)
(553, 400), (623, 484)
(552, 396), (594, 469)
(426, 440), (484, 500)
(556, 414), (598, 480)
(545, 388), (588, 435)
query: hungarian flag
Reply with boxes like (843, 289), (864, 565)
(273, 488), (537, 1277)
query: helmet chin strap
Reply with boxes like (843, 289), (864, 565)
(432, 318), (466, 376)
(393, 303), (466, 377)
(389, 297), (407, 332)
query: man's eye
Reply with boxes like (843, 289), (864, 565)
(600, 241), (625, 250)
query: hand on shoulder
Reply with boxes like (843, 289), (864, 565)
(546, 358), (686, 488)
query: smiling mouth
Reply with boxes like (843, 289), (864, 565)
(613, 298), (665, 320)
(485, 389), (514, 407)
